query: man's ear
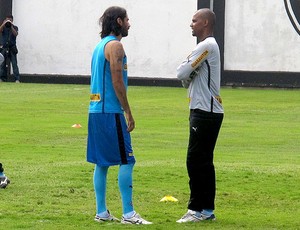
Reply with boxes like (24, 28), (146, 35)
(204, 19), (209, 26)
(117, 17), (123, 26)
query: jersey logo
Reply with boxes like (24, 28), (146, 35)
(191, 50), (209, 68)
(90, 94), (101, 101)
(284, 0), (300, 35)
(192, 127), (198, 132)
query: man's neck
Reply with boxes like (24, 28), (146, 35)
(109, 33), (122, 41)
(199, 32), (214, 42)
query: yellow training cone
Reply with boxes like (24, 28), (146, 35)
(72, 124), (82, 128)
(160, 195), (178, 202)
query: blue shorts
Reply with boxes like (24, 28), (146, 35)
(87, 113), (136, 166)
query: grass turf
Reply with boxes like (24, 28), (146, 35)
(0, 83), (299, 229)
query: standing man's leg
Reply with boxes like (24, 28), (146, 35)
(119, 162), (152, 225)
(94, 164), (120, 222)
(186, 111), (223, 218)
(118, 163), (134, 217)
(187, 111), (217, 212)
(94, 165), (109, 217)
(10, 53), (20, 82)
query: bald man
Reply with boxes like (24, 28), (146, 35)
(176, 8), (224, 223)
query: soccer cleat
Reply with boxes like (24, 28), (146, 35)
(0, 176), (10, 189)
(176, 210), (216, 223)
(121, 212), (152, 225)
(94, 210), (120, 222)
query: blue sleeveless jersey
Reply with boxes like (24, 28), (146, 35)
(89, 35), (128, 113)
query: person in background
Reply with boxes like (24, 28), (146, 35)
(0, 15), (20, 83)
(0, 56), (9, 188)
(176, 8), (224, 223)
(0, 163), (10, 189)
(86, 6), (152, 225)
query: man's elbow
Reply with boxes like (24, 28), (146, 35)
(176, 71), (189, 81)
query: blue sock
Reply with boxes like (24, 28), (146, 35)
(123, 211), (135, 219)
(201, 209), (214, 216)
(118, 163), (135, 215)
(0, 172), (4, 177)
(94, 165), (109, 215)
(97, 210), (109, 218)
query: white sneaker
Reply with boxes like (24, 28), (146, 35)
(176, 210), (216, 223)
(0, 176), (10, 189)
(94, 210), (120, 222)
(121, 212), (152, 225)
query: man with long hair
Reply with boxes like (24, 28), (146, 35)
(86, 6), (152, 225)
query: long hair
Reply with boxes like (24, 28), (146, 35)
(99, 6), (127, 38)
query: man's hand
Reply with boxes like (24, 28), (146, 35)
(125, 112), (135, 132)
(181, 78), (192, 88)
(0, 19), (17, 35)
(2, 19), (12, 27)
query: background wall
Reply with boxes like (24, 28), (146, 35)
(224, 0), (300, 72)
(6, 0), (300, 87)
(0, 0), (12, 22)
(12, 0), (197, 78)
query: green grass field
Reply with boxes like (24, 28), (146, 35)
(0, 83), (299, 229)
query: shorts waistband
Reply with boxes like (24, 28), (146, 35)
(190, 109), (209, 114)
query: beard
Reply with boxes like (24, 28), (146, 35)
(121, 26), (129, 37)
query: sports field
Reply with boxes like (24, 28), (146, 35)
(0, 83), (299, 229)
